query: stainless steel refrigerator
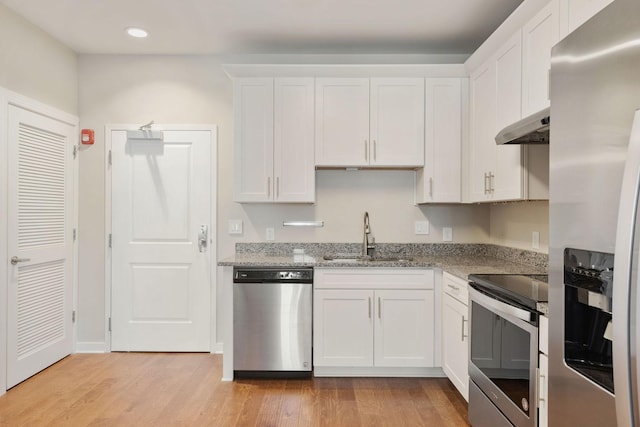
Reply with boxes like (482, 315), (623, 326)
(549, 0), (640, 425)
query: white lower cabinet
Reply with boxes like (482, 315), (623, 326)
(313, 289), (374, 367)
(313, 268), (437, 376)
(375, 289), (434, 367)
(538, 315), (549, 427)
(441, 272), (469, 401)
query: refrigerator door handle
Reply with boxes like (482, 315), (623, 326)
(613, 109), (640, 427)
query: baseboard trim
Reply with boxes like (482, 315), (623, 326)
(211, 342), (224, 354)
(313, 366), (446, 378)
(75, 341), (108, 353)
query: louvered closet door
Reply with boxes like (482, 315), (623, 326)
(6, 105), (74, 388)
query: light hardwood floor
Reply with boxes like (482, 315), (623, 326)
(0, 353), (470, 426)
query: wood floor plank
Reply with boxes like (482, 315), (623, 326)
(0, 354), (470, 426)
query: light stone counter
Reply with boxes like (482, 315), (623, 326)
(218, 243), (547, 280)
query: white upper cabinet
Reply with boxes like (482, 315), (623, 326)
(417, 78), (464, 203)
(559, 0), (614, 37)
(273, 78), (316, 202)
(493, 31), (527, 201)
(469, 63), (497, 202)
(495, 31), (522, 133)
(469, 32), (526, 203)
(315, 77), (425, 168)
(233, 78), (274, 202)
(315, 78), (370, 167)
(369, 78), (425, 167)
(465, 0), (557, 203)
(233, 77), (315, 203)
(522, 0), (561, 117)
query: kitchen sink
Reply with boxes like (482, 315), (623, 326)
(370, 256), (414, 262)
(322, 254), (413, 263)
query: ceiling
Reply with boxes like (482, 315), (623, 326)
(1, 0), (524, 56)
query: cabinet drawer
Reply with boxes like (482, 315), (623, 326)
(314, 268), (434, 290)
(442, 271), (468, 304)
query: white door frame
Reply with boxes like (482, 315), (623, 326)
(0, 88), (79, 395)
(104, 124), (218, 353)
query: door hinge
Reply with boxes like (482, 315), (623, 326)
(73, 145), (78, 159)
(72, 310), (76, 323)
(108, 150), (112, 166)
(108, 317), (112, 332)
(108, 233), (112, 248)
(73, 228), (77, 241)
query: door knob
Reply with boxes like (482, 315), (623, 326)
(11, 256), (31, 265)
(198, 225), (208, 253)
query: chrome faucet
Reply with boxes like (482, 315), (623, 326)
(363, 211), (376, 257)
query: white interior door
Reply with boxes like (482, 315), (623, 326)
(111, 128), (212, 351)
(7, 105), (75, 388)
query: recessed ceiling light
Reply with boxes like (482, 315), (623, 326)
(126, 27), (148, 38)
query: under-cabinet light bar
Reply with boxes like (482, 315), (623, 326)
(282, 221), (324, 227)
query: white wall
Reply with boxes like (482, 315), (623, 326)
(0, 4), (77, 114)
(77, 54), (495, 348)
(240, 169), (490, 244)
(490, 200), (549, 252)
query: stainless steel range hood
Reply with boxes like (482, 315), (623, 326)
(495, 107), (550, 145)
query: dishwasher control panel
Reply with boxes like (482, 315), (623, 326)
(233, 267), (313, 283)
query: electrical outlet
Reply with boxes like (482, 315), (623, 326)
(228, 219), (243, 235)
(443, 227), (453, 242)
(414, 221), (430, 235)
(266, 227), (275, 241)
(532, 231), (540, 250)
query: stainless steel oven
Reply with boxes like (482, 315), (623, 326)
(467, 274), (548, 427)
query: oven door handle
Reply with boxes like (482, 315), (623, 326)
(469, 287), (534, 323)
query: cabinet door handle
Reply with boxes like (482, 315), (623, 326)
(484, 172), (489, 194)
(538, 369), (546, 403)
(462, 318), (468, 341)
(547, 68), (551, 102)
(447, 283), (460, 293)
(378, 297), (381, 319)
(490, 172), (495, 193)
(429, 177), (433, 198)
(267, 177), (271, 198)
(364, 140), (368, 161)
(373, 140), (377, 161)
(276, 177), (280, 198)
(368, 297), (372, 318)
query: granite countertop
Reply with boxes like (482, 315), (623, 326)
(218, 243), (547, 281)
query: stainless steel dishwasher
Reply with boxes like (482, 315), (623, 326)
(233, 267), (313, 378)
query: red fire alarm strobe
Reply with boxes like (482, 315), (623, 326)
(81, 129), (95, 145)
